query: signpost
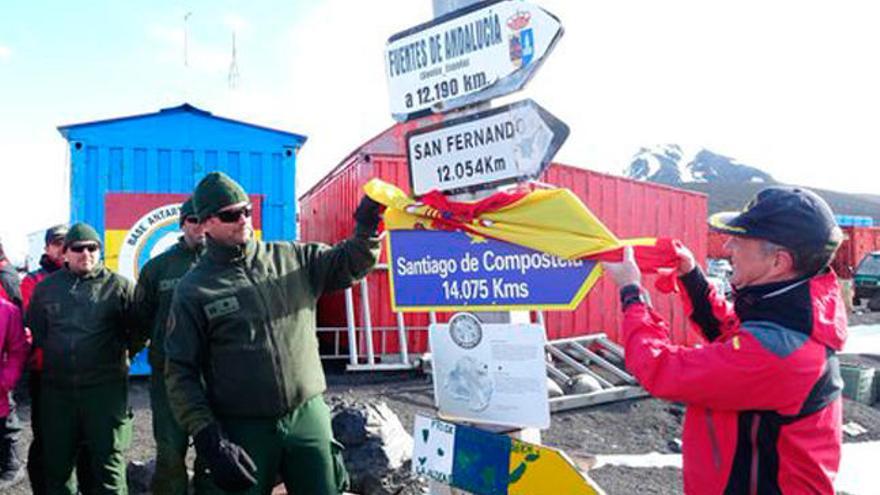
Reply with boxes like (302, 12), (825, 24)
(384, 1), (600, 492)
(412, 415), (605, 495)
(387, 230), (601, 312)
(430, 315), (550, 428)
(407, 99), (569, 195)
(385, 0), (563, 121)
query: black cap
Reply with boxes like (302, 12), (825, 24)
(709, 186), (842, 255)
(44, 224), (69, 246)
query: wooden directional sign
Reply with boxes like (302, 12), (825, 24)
(407, 99), (569, 196)
(387, 230), (602, 312)
(412, 415), (605, 495)
(385, 0), (563, 121)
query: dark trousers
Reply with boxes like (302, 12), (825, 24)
(28, 372), (95, 494)
(193, 396), (348, 495)
(150, 368), (190, 495)
(0, 392), (23, 474)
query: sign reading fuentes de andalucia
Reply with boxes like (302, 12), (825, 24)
(407, 99), (569, 196)
(385, 0), (563, 121)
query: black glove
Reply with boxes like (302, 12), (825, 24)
(353, 195), (383, 234)
(193, 423), (258, 491)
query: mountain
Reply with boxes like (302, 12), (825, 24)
(625, 145), (880, 220)
(625, 145), (774, 186)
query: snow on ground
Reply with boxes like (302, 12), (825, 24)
(594, 441), (880, 495)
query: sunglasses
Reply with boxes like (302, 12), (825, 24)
(69, 244), (99, 253)
(215, 205), (253, 223)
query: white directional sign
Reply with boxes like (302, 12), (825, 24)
(407, 99), (569, 196)
(385, 0), (563, 121)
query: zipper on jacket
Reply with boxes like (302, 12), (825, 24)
(749, 415), (761, 495)
(242, 264), (288, 410)
(69, 277), (80, 387)
(705, 410), (722, 469)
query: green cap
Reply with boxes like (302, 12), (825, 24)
(179, 197), (196, 225)
(193, 172), (249, 219)
(64, 222), (101, 249)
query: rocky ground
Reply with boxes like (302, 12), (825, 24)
(6, 305), (880, 494)
(7, 366), (880, 495)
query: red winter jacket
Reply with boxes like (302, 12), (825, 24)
(0, 298), (28, 418)
(622, 268), (845, 494)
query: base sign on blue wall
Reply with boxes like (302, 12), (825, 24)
(387, 230), (601, 312)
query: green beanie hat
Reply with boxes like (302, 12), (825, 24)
(193, 172), (248, 219)
(64, 222), (101, 249)
(179, 197), (196, 225)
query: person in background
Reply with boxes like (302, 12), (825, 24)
(0, 237), (25, 488)
(0, 239), (21, 307)
(134, 198), (204, 495)
(26, 223), (141, 495)
(20, 225), (94, 494)
(0, 297), (28, 489)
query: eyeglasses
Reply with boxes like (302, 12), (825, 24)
(69, 244), (99, 253)
(184, 216), (200, 224)
(215, 205), (253, 223)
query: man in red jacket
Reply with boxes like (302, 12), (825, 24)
(604, 186), (846, 494)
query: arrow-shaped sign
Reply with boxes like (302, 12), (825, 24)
(412, 415), (605, 495)
(406, 99), (569, 196)
(385, 0), (563, 121)
(387, 229), (601, 312)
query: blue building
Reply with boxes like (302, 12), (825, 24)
(58, 103), (307, 242)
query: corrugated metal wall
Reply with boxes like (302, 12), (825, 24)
(61, 105), (304, 241)
(833, 227), (880, 278)
(300, 154), (708, 353)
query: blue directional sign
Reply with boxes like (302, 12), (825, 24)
(387, 229), (602, 312)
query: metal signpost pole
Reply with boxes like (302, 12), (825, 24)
(385, 1), (571, 492)
(429, 3), (532, 494)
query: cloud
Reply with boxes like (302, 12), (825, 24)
(0, 45), (11, 61)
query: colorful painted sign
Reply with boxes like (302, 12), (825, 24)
(407, 99), (569, 196)
(104, 193), (263, 281)
(430, 316), (550, 429)
(412, 415), (604, 495)
(387, 229), (601, 312)
(385, 0), (563, 121)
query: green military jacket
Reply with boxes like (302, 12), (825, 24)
(26, 264), (138, 388)
(165, 230), (379, 435)
(134, 237), (201, 369)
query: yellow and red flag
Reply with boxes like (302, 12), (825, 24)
(364, 178), (682, 279)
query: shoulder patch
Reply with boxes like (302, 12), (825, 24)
(158, 278), (181, 292)
(203, 296), (240, 320)
(741, 320), (809, 358)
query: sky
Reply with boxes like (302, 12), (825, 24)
(1, 0), (879, 261)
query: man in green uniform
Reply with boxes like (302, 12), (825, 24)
(134, 198), (204, 495)
(26, 223), (140, 495)
(166, 172), (381, 494)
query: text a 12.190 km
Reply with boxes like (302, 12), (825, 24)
(403, 71), (488, 109)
